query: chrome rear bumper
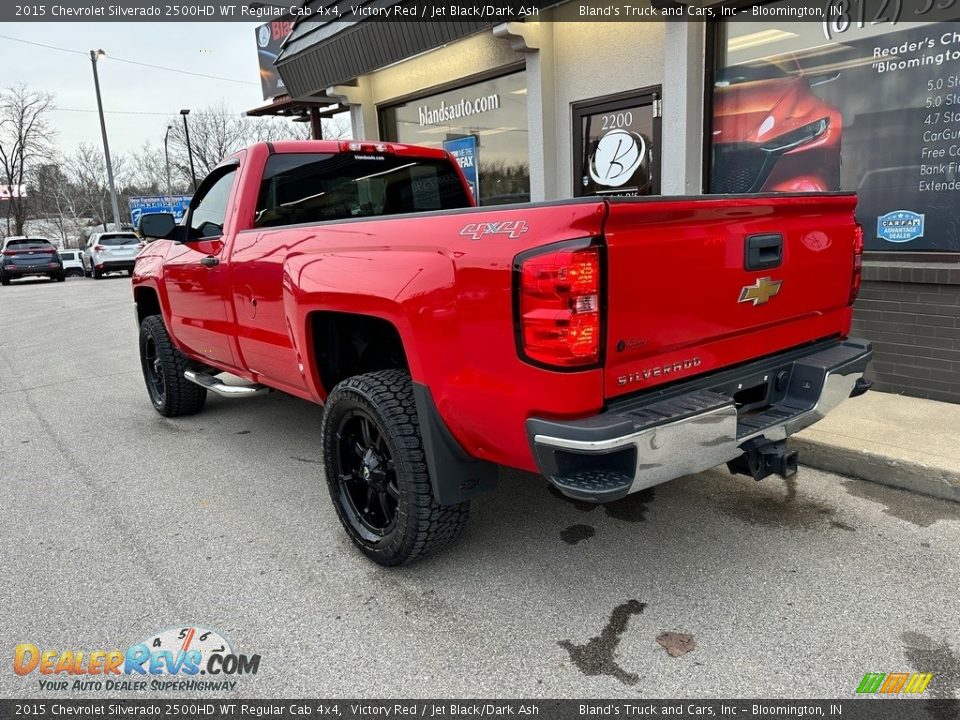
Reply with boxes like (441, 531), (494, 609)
(527, 339), (872, 502)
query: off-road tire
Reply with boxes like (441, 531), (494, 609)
(321, 370), (470, 566)
(66, 269), (83, 278)
(139, 315), (206, 417)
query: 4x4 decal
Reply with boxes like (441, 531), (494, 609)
(459, 220), (529, 240)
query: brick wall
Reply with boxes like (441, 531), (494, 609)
(852, 262), (960, 404)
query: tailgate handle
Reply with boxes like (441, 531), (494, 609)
(745, 233), (783, 271)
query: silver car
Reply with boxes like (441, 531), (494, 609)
(83, 231), (142, 279)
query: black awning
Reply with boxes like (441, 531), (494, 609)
(274, 0), (562, 97)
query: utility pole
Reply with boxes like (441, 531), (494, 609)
(90, 49), (122, 231)
(180, 109), (198, 192)
(164, 125), (173, 195)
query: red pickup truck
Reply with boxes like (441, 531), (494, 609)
(133, 140), (871, 566)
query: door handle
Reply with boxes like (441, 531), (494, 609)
(744, 233), (783, 271)
(200, 256), (219, 267)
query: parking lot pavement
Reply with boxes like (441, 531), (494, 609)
(1, 276), (959, 700)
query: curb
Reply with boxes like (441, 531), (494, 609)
(792, 436), (960, 504)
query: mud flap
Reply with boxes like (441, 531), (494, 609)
(412, 383), (498, 505)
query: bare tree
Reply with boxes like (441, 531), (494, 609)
(56, 143), (126, 233)
(322, 112), (352, 141)
(125, 142), (177, 195)
(32, 141), (187, 239)
(30, 163), (74, 245)
(166, 102), (310, 183)
(0, 85), (55, 236)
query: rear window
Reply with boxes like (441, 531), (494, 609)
(58, 251), (76, 260)
(98, 234), (139, 246)
(253, 152), (471, 229)
(6, 239), (52, 250)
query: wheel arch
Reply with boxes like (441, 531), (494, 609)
(307, 310), (411, 397)
(133, 284), (163, 326)
(283, 248), (461, 402)
(303, 309), (497, 506)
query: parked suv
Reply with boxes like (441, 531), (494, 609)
(83, 231), (141, 278)
(1, 237), (64, 285)
(57, 250), (85, 278)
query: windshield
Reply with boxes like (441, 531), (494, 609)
(98, 235), (139, 246)
(254, 152), (471, 229)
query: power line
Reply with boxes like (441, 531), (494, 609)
(0, 34), (85, 56)
(107, 55), (258, 86)
(54, 107), (243, 117)
(0, 33), (258, 86)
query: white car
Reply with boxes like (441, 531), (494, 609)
(82, 231), (142, 279)
(56, 250), (85, 278)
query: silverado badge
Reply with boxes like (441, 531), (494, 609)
(739, 277), (782, 306)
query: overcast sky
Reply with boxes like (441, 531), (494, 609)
(0, 23), (269, 156)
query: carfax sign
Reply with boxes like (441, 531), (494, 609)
(443, 136), (479, 202)
(877, 210), (925, 244)
(128, 195), (192, 228)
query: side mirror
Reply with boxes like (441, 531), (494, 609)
(137, 213), (177, 240)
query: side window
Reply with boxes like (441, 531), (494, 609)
(189, 168), (237, 240)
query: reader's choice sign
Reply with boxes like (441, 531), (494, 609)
(716, 19), (960, 252)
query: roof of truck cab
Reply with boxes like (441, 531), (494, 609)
(262, 140), (451, 160)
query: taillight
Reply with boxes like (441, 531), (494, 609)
(849, 223), (863, 305)
(339, 141), (392, 154)
(94, 245), (105, 253)
(515, 241), (602, 368)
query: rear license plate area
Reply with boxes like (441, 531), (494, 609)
(731, 376), (773, 417)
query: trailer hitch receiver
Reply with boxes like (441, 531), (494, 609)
(727, 439), (798, 481)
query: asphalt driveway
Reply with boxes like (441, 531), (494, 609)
(1, 276), (958, 699)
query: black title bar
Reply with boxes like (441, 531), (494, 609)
(3, 0), (960, 23)
(4, 699), (960, 720)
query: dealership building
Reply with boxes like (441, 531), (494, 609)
(250, 3), (960, 404)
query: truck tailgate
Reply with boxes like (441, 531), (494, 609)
(602, 193), (858, 400)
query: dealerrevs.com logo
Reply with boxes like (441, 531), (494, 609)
(14, 626), (261, 692)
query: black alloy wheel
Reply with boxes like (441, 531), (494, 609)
(334, 409), (400, 538)
(141, 332), (166, 407)
(321, 370), (470, 566)
(138, 315), (207, 417)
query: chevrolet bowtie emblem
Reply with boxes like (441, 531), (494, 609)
(739, 277), (782, 306)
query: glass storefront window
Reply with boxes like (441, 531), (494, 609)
(711, 16), (960, 252)
(380, 71), (530, 206)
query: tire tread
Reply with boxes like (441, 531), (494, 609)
(140, 315), (206, 417)
(322, 369), (469, 566)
